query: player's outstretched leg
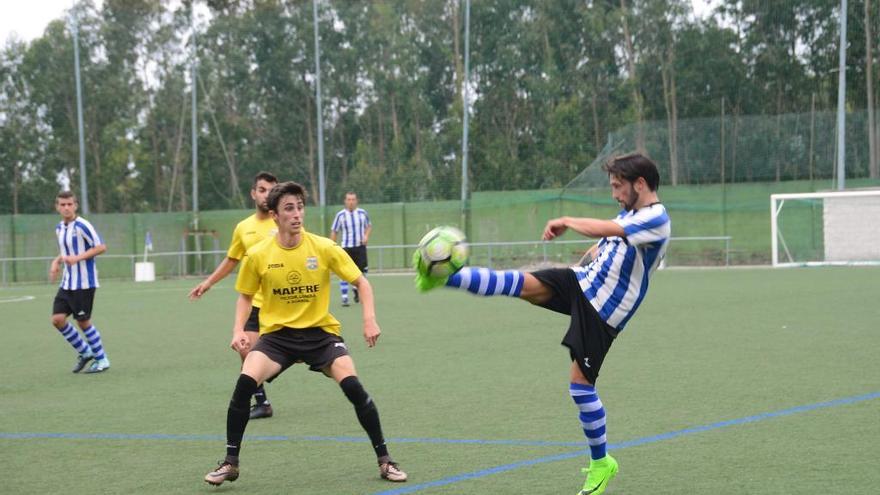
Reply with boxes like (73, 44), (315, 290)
(414, 260), (526, 299)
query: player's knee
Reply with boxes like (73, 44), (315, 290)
(340, 376), (372, 408)
(230, 374), (259, 408)
(51, 314), (66, 328)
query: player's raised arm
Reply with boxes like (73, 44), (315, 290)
(543, 216), (624, 241)
(351, 275), (380, 347)
(189, 256), (240, 300)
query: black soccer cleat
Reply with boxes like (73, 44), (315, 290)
(249, 403), (273, 420)
(71, 353), (94, 373)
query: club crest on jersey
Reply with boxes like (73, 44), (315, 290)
(306, 257), (318, 270)
(286, 271), (302, 284)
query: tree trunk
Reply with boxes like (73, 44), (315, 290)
(867, 0), (879, 178)
(451, 1), (463, 99)
(305, 95), (318, 205)
(391, 91), (400, 143)
(661, 47), (679, 186)
(619, 0), (644, 153)
(12, 158), (19, 215)
(775, 86), (782, 182)
(591, 91), (601, 150)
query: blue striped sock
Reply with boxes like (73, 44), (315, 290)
(570, 383), (607, 460)
(445, 267), (524, 297)
(340, 281), (350, 301)
(58, 323), (90, 355)
(82, 325), (106, 360)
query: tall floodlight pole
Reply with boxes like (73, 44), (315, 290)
(71, 1), (89, 214)
(191, 5), (199, 229)
(461, 0), (471, 232)
(836, 0), (848, 190)
(313, 0), (326, 210)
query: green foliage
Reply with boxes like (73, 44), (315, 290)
(2, 0), (880, 214)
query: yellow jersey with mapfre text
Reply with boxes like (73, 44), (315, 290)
(235, 230), (362, 336)
(227, 213), (277, 307)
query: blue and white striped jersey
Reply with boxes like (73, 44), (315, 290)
(331, 208), (371, 248)
(572, 203), (671, 331)
(55, 217), (104, 290)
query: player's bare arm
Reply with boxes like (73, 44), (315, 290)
(542, 217), (624, 241)
(363, 224), (372, 245)
(49, 255), (62, 282)
(190, 256), (240, 300)
(62, 244), (106, 266)
(230, 293), (254, 352)
(352, 275), (380, 347)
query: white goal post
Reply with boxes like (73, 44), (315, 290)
(771, 189), (880, 267)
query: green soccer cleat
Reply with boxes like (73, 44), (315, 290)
(414, 272), (449, 292)
(578, 454), (618, 495)
(412, 251), (449, 292)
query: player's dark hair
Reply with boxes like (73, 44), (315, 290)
(267, 181), (307, 212)
(56, 190), (77, 202)
(345, 191), (357, 198)
(603, 153), (660, 191)
(252, 171), (278, 188)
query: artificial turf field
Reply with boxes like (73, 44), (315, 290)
(1, 267), (878, 494)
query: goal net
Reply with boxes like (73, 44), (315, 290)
(770, 190), (880, 267)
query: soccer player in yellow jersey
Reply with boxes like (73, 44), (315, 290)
(204, 181), (407, 487)
(189, 172), (278, 419)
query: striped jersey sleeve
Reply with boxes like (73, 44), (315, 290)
(612, 205), (670, 246)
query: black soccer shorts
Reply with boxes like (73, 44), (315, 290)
(530, 268), (617, 384)
(52, 288), (96, 321)
(252, 328), (350, 382)
(343, 245), (369, 274)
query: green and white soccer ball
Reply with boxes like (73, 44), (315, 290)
(415, 226), (468, 278)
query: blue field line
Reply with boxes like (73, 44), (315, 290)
(370, 391), (880, 495)
(0, 431), (583, 447)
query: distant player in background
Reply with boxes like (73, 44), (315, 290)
(49, 191), (111, 374)
(203, 181), (407, 486)
(330, 191), (371, 306)
(415, 154), (671, 495)
(189, 171), (279, 419)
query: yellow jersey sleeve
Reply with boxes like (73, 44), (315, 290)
(235, 251), (261, 296)
(327, 243), (362, 283)
(227, 222), (247, 260)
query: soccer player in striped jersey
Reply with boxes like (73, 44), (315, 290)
(204, 181), (406, 487)
(189, 171), (279, 419)
(49, 191), (111, 374)
(415, 153), (671, 495)
(330, 192), (371, 306)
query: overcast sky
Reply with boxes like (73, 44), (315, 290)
(2, 0), (719, 46)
